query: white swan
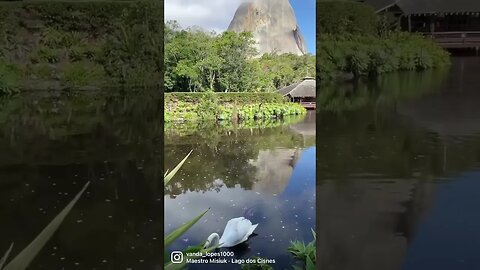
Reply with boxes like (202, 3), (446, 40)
(204, 217), (258, 248)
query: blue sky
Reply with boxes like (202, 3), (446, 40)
(165, 0), (316, 55)
(291, 0), (316, 54)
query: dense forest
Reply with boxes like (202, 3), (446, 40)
(164, 21), (315, 93)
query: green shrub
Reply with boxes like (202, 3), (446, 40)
(0, 0), (163, 90)
(316, 1), (450, 80)
(317, 1), (378, 36)
(288, 229), (316, 270)
(165, 92), (286, 104)
(60, 62), (105, 88)
(31, 47), (62, 64)
(41, 28), (87, 48)
(30, 63), (54, 79)
(68, 45), (87, 62)
(165, 93), (305, 122)
(237, 103), (305, 120)
(20, 1), (129, 33)
(318, 32), (450, 80)
(195, 91), (219, 120)
(0, 57), (21, 94)
(101, 0), (163, 87)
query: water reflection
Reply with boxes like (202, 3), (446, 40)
(318, 57), (480, 270)
(0, 92), (162, 269)
(165, 112), (316, 269)
(318, 66), (450, 112)
(249, 149), (299, 195)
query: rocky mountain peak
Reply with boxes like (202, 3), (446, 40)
(227, 0), (307, 56)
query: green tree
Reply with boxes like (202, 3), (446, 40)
(164, 22), (316, 93)
(215, 31), (257, 92)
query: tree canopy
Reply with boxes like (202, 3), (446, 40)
(164, 21), (315, 93)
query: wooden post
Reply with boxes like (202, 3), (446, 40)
(430, 15), (436, 33)
(398, 15), (403, 30)
(408, 15), (412, 32)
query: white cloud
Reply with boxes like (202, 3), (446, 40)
(165, 0), (244, 33)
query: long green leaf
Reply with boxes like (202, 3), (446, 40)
(3, 182), (90, 270)
(0, 243), (13, 270)
(311, 228), (316, 262)
(306, 255), (315, 270)
(164, 208), (208, 247)
(164, 150), (192, 186)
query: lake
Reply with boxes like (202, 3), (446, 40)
(0, 92), (163, 269)
(318, 57), (480, 270)
(164, 112), (316, 269)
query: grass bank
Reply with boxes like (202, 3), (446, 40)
(165, 92), (306, 123)
(317, 1), (450, 81)
(0, 0), (162, 94)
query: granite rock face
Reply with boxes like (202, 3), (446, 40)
(227, 0), (307, 56)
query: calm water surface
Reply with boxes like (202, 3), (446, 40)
(318, 57), (480, 270)
(165, 113), (316, 269)
(0, 93), (162, 269)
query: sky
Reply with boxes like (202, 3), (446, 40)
(290, 0), (316, 54)
(164, 0), (316, 54)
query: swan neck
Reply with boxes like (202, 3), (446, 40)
(208, 233), (220, 242)
(205, 233), (220, 248)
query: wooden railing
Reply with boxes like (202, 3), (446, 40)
(423, 31), (480, 49)
(300, 101), (316, 109)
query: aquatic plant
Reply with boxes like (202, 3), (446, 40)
(164, 150), (192, 186)
(288, 229), (316, 270)
(241, 257), (274, 270)
(0, 182), (90, 270)
(237, 103), (306, 120)
(164, 151), (218, 270)
(240, 229), (316, 270)
(165, 92), (306, 123)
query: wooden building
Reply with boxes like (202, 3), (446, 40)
(363, 0), (480, 31)
(363, 0), (480, 50)
(278, 77), (316, 109)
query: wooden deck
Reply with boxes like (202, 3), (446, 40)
(423, 32), (480, 51)
(300, 101), (316, 110)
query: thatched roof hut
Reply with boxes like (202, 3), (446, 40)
(278, 77), (316, 99)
